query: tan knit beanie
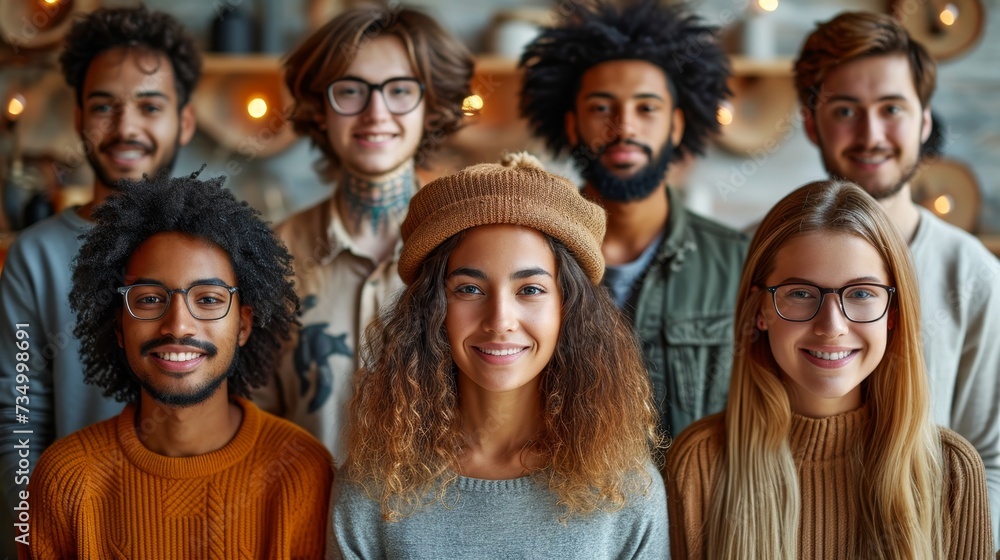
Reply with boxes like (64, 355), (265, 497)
(399, 152), (607, 285)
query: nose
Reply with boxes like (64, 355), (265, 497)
(615, 108), (638, 140)
(813, 293), (849, 338)
(360, 88), (391, 122)
(483, 293), (518, 334)
(858, 110), (887, 148)
(159, 292), (197, 339)
(112, 104), (141, 139)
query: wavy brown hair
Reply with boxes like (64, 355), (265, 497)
(283, 4), (473, 180)
(705, 180), (943, 558)
(794, 11), (936, 112)
(345, 233), (660, 521)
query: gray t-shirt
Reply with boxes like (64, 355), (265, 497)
(330, 461), (668, 559)
(603, 232), (664, 311)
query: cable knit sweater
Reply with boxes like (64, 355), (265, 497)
(665, 405), (994, 559)
(19, 397), (333, 560)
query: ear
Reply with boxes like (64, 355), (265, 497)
(237, 304), (253, 347)
(919, 106), (932, 144)
(802, 107), (820, 146)
(178, 102), (197, 146)
(670, 106), (685, 147)
(750, 286), (768, 331)
(564, 111), (578, 146)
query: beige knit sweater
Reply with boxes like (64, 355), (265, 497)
(665, 405), (994, 559)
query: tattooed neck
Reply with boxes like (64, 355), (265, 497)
(337, 162), (417, 233)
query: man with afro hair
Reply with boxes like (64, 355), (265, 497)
(520, 0), (748, 439)
(0, 6), (201, 552)
(19, 170), (333, 559)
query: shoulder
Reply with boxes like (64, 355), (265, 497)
(256, 407), (336, 471)
(683, 209), (750, 250)
(4, 210), (85, 265)
(666, 413), (725, 476)
(32, 415), (119, 490)
(938, 427), (986, 480)
(912, 210), (998, 266)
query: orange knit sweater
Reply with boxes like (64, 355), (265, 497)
(19, 397), (333, 559)
(666, 406), (994, 559)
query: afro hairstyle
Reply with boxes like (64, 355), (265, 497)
(519, 0), (730, 159)
(70, 168), (298, 403)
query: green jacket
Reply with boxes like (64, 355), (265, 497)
(632, 188), (748, 439)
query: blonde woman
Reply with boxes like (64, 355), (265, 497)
(666, 180), (993, 559)
(331, 154), (666, 558)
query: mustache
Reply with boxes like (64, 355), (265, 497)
(592, 138), (654, 158)
(140, 337), (218, 357)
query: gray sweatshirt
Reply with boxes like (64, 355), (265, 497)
(330, 461), (668, 559)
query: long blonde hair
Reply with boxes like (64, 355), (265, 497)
(707, 180), (943, 558)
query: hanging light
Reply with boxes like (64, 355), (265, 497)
(6, 95), (25, 120)
(247, 96), (268, 119)
(462, 94), (484, 116)
(757, 0), (778, 13)
(933, 195), (953, 215)
(939, 3), (958, 26)
(717, 102), (734, 126)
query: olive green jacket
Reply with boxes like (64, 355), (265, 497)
(632, 188), (748, 439)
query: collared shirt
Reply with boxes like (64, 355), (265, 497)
(254, 196), (404, 461)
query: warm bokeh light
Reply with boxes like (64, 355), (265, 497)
(247, 97), (268, 119)
(933, 195), (953, 215)
(6, 95), (25, 119)
(717, 103), (733, 126)
(939, 4), (958, 26)
(41, 0), (59, 4)
(757, 0), (779, 13)
(462, 94), (484, 116)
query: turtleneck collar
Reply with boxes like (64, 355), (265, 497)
(789, 403), (869, 463)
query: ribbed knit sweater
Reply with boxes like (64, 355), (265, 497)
(19, 397), (334, 560)
(665, 405), (994, 559)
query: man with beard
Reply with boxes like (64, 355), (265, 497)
(795, 12), (1000, 547)
(519, 0), (748, 439)
(0, 6), (201, 553)
(20, 171), (332, 559)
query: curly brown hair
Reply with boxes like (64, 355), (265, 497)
(284, 5), (473, 180)
(345, 232), (661, 521)
(59, 5), (201, 108)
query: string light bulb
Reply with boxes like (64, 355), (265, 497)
(461, 94), (484, 116)
(757, 0), (778, 13)
(247, 97), (268, 119)
(939, 3), (958, 26)
(933, 195), (953, 215)
(6, 95), (25, 120)
(717, 102), (733, 126)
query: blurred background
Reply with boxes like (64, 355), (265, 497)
(2, 0), (998, 259)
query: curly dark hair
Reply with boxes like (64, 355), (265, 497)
(519, 0), (730, 159)
(69, 169), (299, 403)
(284, 5), (473, 179)
(59, 5), (202, 108)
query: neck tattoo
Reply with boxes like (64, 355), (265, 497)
(339, 162), (417, 232)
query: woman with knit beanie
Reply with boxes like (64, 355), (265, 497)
(329, 153), (668, 558)
(666, 180), (993, 559)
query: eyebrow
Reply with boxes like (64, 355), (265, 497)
(446, 267), (553, 281)
(85, 90), (169, 101)
(777, 275), (886, 285)
(583, 92), (665, 102)
(824, 94), (910, 104)
(131, 277), (231, 288)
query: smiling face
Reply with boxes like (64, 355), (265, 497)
(805, 54), (931, 200)
(444, 225), (562, 397)
(323, 34), (426, 181)
(565, 59), (684, 201)
(76, 47), (196, 192)
(759, 232), (891, 417)
(118, 232), (252, 407)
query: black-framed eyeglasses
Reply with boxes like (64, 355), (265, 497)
(117, 283), (239, 321)
(765, 282), (895, 323)
(326, 77), (425, 116)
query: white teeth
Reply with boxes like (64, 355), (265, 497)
(157, 352), (200, 362)
(360, 134), (392, 142)
(111, 150), (144, 160)
(478, 347), (524, 356)
(808, 350), (851, 361)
